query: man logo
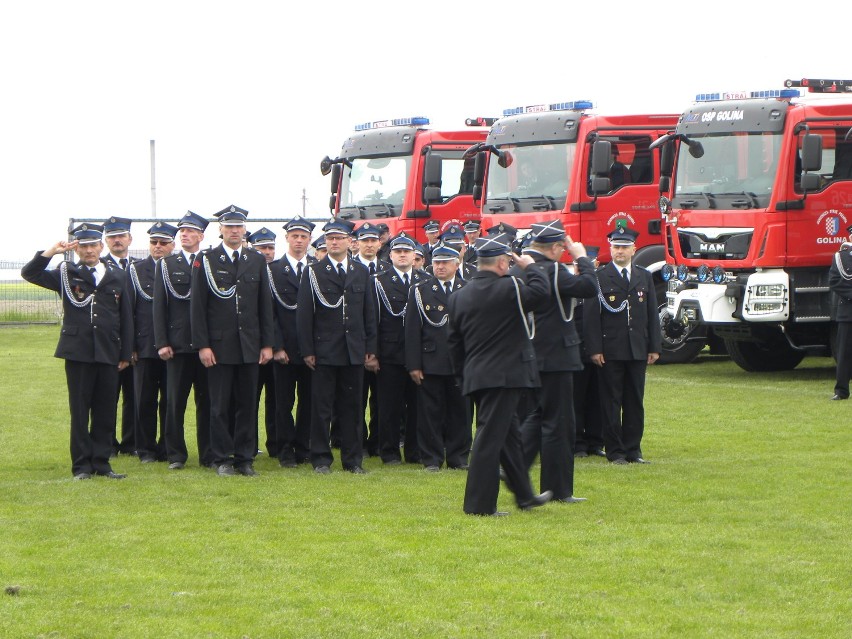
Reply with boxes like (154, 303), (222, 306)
(699, 243), (725, 252)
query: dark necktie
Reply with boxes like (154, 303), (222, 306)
(119, 258), (128, 270)
(403, 272), (410, 288)
(189, 253), (196, 264)
(89, 266), (98, 284)
(232, 250), (240, 263)
(621, 268), (629, 283)
(297, 262), (303, 279)
(444, 281), (452, 296)
(338, 263), (346, 282)
(369, 262), (376, 277)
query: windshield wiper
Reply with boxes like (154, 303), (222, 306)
(675, 193), (716, 209)
(719, 192), (760, 209)
(517, 195), (557, 211)
(363, 203), (396, 218)
(339, 206), (365, 220)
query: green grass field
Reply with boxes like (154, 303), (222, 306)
(0, 325), (849, 638)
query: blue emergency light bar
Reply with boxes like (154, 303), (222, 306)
(354, 116), (430, 131)
(501, 100), (594, 117)
(695, 89), (800, 102)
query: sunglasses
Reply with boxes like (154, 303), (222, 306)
(149, 239), (174, 246)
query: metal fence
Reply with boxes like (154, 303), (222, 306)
(2, 216), (328, 324)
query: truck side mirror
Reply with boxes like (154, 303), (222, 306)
(423, 153), (443, 204)
(472, 152), (486, 202)
(801, 134), (822, 172)
(591, 140), (612, 175)
(660, 141), (674, 178)
(330, 164), (341, 194)
(590, 176), (611, 195)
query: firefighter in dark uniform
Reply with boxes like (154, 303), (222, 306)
(584, 227), (661, 464)
(463, 220), (482, 268)
(191, 205), (275, 477)
(22, 224), (134, 479)
(828, 225), (852, 400)
(405, 242), (471, 471)
(514, 219), (598, 503)
(101, 215), (136, 456)
(422, 219), (441, 266)
(297, 218), (378, 474)
(268, 216), (316, 466)
(374, 233), (426, 465)
(153, 211), (212, 469)
(447, 233), (554, 516)
(129, 221), (177, 463)
(248, 226), (278, 457)
(351, 222), (388, 457)
(427, 224), (476, 282)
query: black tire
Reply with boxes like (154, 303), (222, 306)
(725, 336), (805, 372)
(655, 278), (706, 365)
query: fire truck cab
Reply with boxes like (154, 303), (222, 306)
(656, 79), (852, 371)
(320, 117), (492, 244)
(467, 102), (690, 361)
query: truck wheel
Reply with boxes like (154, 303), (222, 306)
(724, 336), (805, 372)
(655, 279), (705, 364)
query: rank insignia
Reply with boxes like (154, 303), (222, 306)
(219, 255), (226, 263)
(425, 304), (430, 310)
(437, 305), (444, 311)
(609, 295), (616, 302)
(283, 265), (290, 273)
(325, 264), (332, 271)
(431, 284), (438, 291)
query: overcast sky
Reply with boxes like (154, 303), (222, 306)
(3, 0), (852, 261)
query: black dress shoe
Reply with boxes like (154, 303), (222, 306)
(831, 394), (849, 400)
(628, 457), (651, 464)
(139, 455), (157, 464)
(466, 510), (509, 517)
(314, 465), (331, 474)
(449, 464), (469, 471)
(346, 466), (368, 475)
(589, 448), (607, 457)
(610, 458), (629, 465)
(574, 451), (589, 458)
(557, 496), (587, 504)
(279, 460), (298, 468)
(167, 462), (185, 470)
(424, 465), (440, 472)
(518, 490), (553, 511)
(236, 464), (258, 476)
(73, 472), (92, 481)
(216, 464), (237, 476)
(97, 470), (127, 479)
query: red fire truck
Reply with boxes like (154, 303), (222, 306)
(655, 79), (852, 370)
(320, 116), (493, 244)
(466, 102), (691, 361)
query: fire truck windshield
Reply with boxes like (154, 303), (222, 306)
(674, 132), (782, 209)
(484, 143), (574, 214)
(339, 155), (411, 219)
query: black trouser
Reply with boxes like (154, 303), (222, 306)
(65, 360), (118, 476)
(310, 364), (364, 470)
(417, 374), (470, 469)
(521, 371), (576, 499)
(207, 362), (259, 467)
(256, 361), (276, 456)
(377, 363), (419, 463)
(273, 360), (312, 464)
(114, 365), (136, 454)
(133, 357), (167, 460)
(164, 353), (211, 466)
(834, 321), (852, 398)
(573, 362), (603, 453)
(463, 388), (535, 515)
(598, 359), (647, 461)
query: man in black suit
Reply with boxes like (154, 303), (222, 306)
(102, 215), (136, 456)
(129, 222), (177, 463)
(296, 218), (377, 474)
(374, 233), (426, 465)
(268, 216), (316, 466)
(422, 220), (441, 267)
(584, 227), (661, 464)
(514, 219), (598, 503)
(405, 243), (471, 472)
(829, 226), (852, 400)
(447, 233), (554, 516)
(153, 211), (212, 470)
(191, 205), (275, 477)
(248, 226), (278, 457)
(351, 222), (388, 456)
(22, 224), (133, 479)
(463, 220), (481, 268)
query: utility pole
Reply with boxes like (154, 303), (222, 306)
(150, 140), (157, 218)
(302, 188), (307, 215)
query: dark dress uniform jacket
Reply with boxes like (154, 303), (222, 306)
(22, 253), (133, 364)
(829, 249), (852, 321)
(268, 255), (316, 358)
(296, 257), (377, 365)
(153, 252), (195, 353)
(190, 245), (275, 365)
(447, 268), (550, 395)
(129, 256), (159, 359)
(405, 278), (464, 375)
(374, 269), (427, 366)
(584, 262), (662, 360)
(520, 253), (598, 372)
